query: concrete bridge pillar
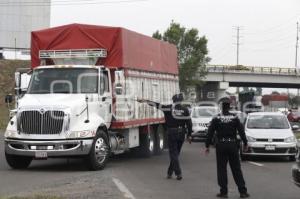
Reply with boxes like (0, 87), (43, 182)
(197, 82), (229, 102)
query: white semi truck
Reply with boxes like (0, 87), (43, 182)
(4, 24), (179, 170)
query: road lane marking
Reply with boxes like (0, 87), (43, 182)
(113, 177), (136, 199)
(248, 161), (264, 167)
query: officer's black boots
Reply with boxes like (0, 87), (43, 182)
(240, 193), (250, 198)
(166, 174), (182, 180)
(216, 193), (250, 198)
(216, 193), (228, 198)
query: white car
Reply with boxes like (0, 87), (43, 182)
(241, 112), (298, 161)
(191, 106), (219, 140)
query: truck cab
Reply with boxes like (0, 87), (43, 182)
(4, 47), (177, 170)
(5, 49), (115, 170)
(4, 24), (179, 171)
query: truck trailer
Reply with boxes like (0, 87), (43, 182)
(4, 24), (179, 170)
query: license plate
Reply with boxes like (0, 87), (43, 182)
(35, 151), (48, 159)
(265, 145), (276, 151)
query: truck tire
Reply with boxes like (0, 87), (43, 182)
(289, 155), (296, 161)
(86, 129), (110, 170)
(139, 126), (155, 157)
(154, 125), (165, 155)
(5, 153), (32, 169)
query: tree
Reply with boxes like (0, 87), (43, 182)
(242, 87), (249, 92)
(152, 21), (210, 93)
(255, 87), (262, 96)
(271, 91), (280, 95)
(152, 30), (162, 40)
(288, 95), (300, 108)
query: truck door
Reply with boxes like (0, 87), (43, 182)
(100, 69), (112, 127)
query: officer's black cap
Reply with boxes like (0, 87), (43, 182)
(172, 93), (184, 103)
(220, 98), (231, 111)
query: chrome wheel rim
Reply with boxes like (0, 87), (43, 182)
(94, 137), (108, 164)
(149, 135), (154, 152)
(159, 132), (164, 149)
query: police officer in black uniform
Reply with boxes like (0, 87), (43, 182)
(205, 100), (250, 198)
(138, 93), (192, 180)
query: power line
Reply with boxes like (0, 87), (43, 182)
(242, 36), (295, 52)
(244, 23), (295, 38)
(243, 32), (295, 45)
(243, 44), (294, 52)
(211, 46), (233, 62)
(245, 13), (300, 35)
(0, 0), (149, 6)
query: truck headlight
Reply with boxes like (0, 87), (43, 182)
(5, 130), (18, 138)
(285, 136), (297, 143)
(9, 109), (17, 119)
(246, 136), (256, 142)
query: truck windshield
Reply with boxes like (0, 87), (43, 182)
(27, 68), (98, 94)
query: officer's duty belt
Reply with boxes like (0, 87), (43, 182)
(218, 138), (236, 142)
(168, 127), (184, 133)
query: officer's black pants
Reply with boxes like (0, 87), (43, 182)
(167, 128), (185, 176)
(216, 142), (247, 194)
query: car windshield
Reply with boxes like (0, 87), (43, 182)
(27, 68), (98, 94)
(247, 115), (290, 129)
(192, 107), (218, 118)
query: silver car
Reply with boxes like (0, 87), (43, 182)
(241, 112), (298, 161)
(191, 106), (219, 140)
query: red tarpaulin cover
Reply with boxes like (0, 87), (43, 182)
(31, 23), (178, 75)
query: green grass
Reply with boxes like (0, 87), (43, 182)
(0, 59), (30, 131)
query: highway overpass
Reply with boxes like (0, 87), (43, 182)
(204, 65), (300, 88)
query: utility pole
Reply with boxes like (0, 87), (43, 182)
(14, 38), (17, 60)
(233, 26), (242, 66)
(296, 22), (299, 69)
(296, 22), (299, 98)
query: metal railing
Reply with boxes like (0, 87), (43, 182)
(206, 65), (299, 76)
(39, 49), (107, 59)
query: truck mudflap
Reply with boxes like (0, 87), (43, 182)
(5, 138), (93, 158)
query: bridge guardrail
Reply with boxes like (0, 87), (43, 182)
(207, 65), (299, 76)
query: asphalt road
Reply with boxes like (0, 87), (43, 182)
(0, 134), (299, 199)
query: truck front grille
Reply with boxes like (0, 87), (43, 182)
(18, 110), (65, 134)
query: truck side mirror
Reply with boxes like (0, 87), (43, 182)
(5, 94), (13, 104)
(115, 83), (123, 95)
(15, 88), (22, 96)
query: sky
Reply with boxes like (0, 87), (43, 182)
(50, 0), (300, 68)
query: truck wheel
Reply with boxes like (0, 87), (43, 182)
(289, 155), (296, 161)
(86, 130), (110, 170)
(5, 153), (32, 169)
(154, 125), (165, 155)
(139, 126), (155, 157)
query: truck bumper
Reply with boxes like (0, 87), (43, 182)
(5, 138), (93, 158)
